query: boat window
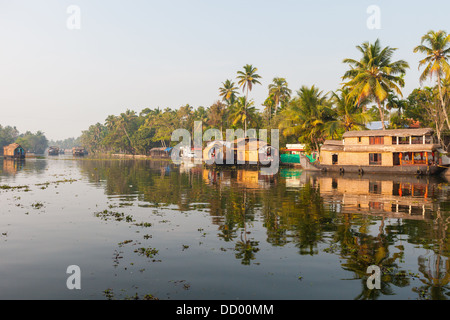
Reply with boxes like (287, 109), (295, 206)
(411, 136), (422, 144)
(369, 136), (384, 145)
(398, 137), (409, 144)
(392, 137), (397, 145)
(332, 154), (338, 165)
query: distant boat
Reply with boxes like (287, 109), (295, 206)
(72, 147), (86, 156)
(3, 143), (26, 160)
(301, 128), (447, 176)
(48, 146), (60, 156)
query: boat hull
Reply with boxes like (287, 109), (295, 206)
(313, 164), (446, 176)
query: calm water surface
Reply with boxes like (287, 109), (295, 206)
(1, 156), (450, 300)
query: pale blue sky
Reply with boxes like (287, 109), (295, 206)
(0, 0), (449, 140)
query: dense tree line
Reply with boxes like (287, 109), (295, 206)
(78, 30), (450, 154)
(0, 125), (48, 155)
(48, 137), (81, 150)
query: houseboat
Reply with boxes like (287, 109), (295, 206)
(301, 128), (446, 175)
(72, 147), (86, 157)
(3, 143), (26, 159)
(48, 146), (60, 156)
(203, 137), (278, 166)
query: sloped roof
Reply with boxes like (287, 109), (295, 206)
(3, 143), (22, 152)
(342, 128), (434, 138)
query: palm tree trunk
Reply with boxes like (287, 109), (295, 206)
(122, 124), (135, 154)
(377, 100), (386, 130)
(245, 86), (249, 134)
(437, 73), (450, 130)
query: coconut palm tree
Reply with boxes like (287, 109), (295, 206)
(237, 64), (262, 133)
(279, 85), (334, 152)
(117, 110), (138, 154)
(325, 88), (372, 138)
(414, 30), (450, 129)
(219, 79), (239, 106)
(231, 96), (257, 130)
(268, 77), (292, 116)
(342, 39), (409, 130)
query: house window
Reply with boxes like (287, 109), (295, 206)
(369, 153), (382, 165)
(358, 137), (362, 143)
(369, 136), (384, 145)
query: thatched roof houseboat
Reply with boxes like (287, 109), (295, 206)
(3, 143), (26, 159)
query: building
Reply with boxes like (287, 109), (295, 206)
(313, 128), (446, 175)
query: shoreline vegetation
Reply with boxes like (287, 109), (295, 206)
(77, 31), (450, 157)
(2, 31), (450, 158)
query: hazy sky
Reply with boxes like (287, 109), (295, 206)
(0, 0), (449, 140)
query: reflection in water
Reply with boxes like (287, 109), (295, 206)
(0, 158), (47, 178)
(76, 160), (450, 299)
(2, 159), (25, 175)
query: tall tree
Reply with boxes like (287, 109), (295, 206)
(414, 30), (450, 129)
(342, 39), (409, 130)
(236, 64), (262, 133)
(219, 80), (239, 106)
(208, 101), (227, 134)
(231, 96), (257, 130)
(279, 85), (334, 152)
(268, 77), (292, 116)
(325, 88), (372, 138)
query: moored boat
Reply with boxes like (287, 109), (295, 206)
(48, 146), (60, 156)
(301, 128), (448, 176)
(72, 147), (86, 156)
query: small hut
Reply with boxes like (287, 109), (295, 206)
(149, 147), (172, 158)
(3, 143), (26, 159)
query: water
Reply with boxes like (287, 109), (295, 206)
(1, 156), (450, 300)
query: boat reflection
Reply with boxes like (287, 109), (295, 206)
(202, 168), (276, 189)
(2, 159), (25, 175)
(279, 168), (443, 219)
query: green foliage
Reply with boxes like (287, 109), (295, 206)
(15, 131), (48, 154)
(0, 125), (19, 150)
